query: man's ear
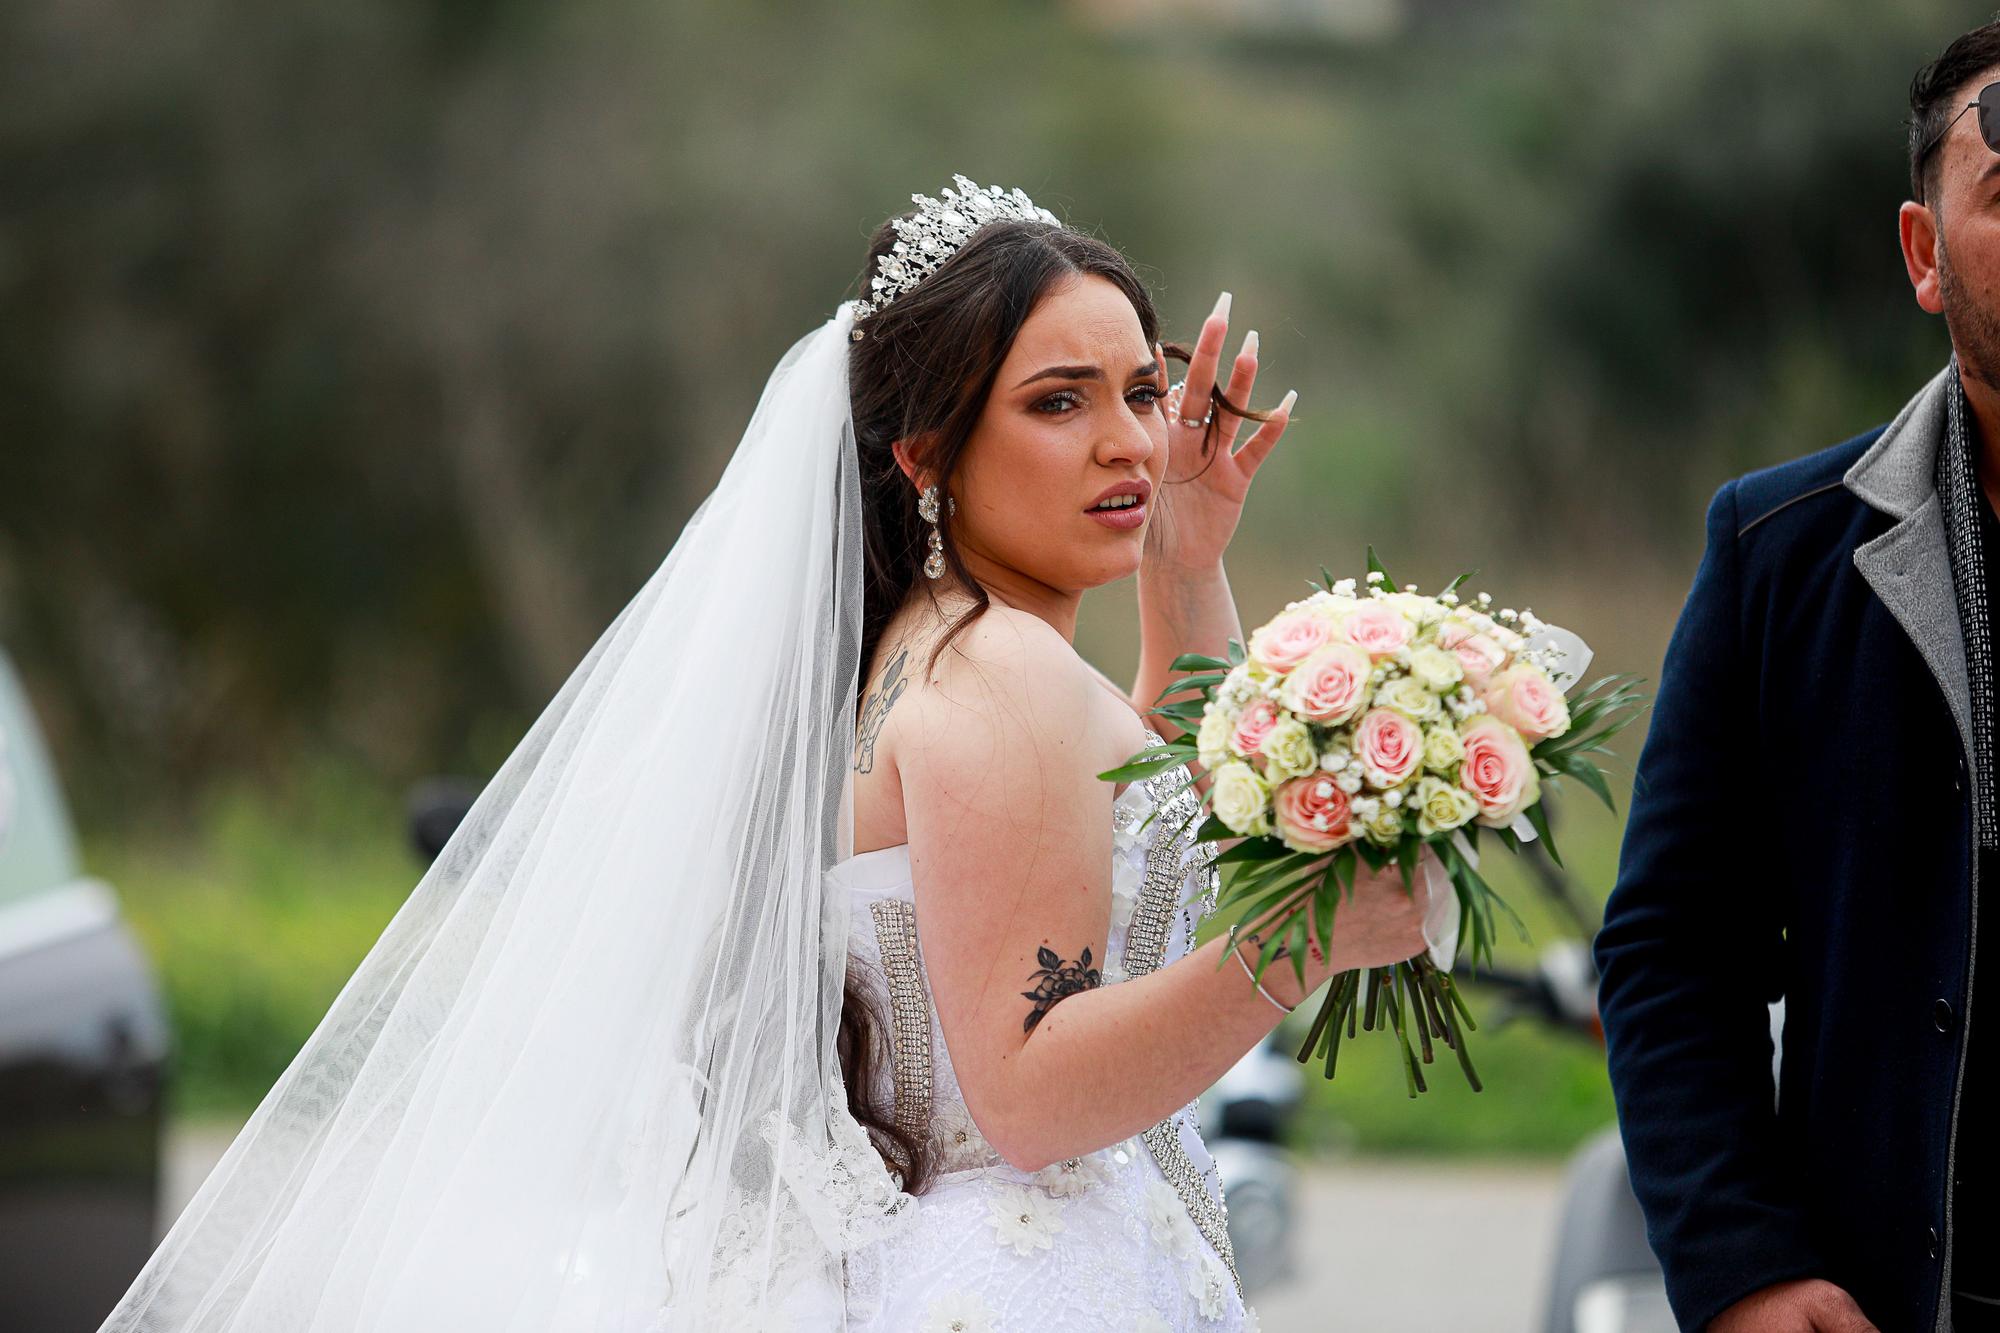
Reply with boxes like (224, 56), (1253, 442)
(1900, 199), (1947, 316)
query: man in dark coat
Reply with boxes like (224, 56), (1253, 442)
(1596, 21), (2000, 1333)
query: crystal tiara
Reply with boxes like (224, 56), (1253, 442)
(851, 174), (1063, 325)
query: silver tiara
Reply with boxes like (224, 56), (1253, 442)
(852, 174), (1062, 324)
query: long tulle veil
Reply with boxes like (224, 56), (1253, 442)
(102, 299), (911, 1331)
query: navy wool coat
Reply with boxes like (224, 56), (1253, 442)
(1596, 367), (1983, 1333)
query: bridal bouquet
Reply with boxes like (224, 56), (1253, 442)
(1100, 552), (1644, 1095)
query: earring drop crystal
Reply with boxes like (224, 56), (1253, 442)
(919, 484), (948, 580)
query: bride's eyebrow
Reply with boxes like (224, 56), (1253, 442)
(1012, 358), (1160, 390)
(1013, 364), (1103, 389)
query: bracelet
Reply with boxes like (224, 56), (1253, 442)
(1226, 923), (1295, 1015)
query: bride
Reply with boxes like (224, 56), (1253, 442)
(100, 176), (1432, 1332)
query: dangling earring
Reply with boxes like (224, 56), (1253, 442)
(917, 484), (954, 580)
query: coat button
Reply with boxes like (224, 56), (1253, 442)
(1937, 999), (1957, 1032)
(1929, 1225), (1941, 1259)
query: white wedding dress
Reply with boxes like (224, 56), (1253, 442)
(833, 731), (1258, 1331)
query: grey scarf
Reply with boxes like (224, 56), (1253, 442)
(1940, 357), (1999, 852)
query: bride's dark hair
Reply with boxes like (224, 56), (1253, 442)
(837, 212), (1262, 1192)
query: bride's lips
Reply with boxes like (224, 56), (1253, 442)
(1085, 478), (1152, 531)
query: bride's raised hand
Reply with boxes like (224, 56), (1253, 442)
(1147, 290), (1298, 573)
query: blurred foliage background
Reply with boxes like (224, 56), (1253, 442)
(0, 0), (1972, 1142)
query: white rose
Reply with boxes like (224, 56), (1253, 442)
(1422, 724), (1465, 774)
(1261, 716), (1319, 781)
(1362, 803), (1408, 846)
(1195, 704), (1237, 771)
(1409, 645), (1464, 694)
(1414, 775), (1480, 836)
(1385, 591), (1446, 628)
(1210, 761), (1272, 836)
(1374, 675), (1442, 724)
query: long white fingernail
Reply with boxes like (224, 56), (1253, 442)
(1279, 388), (1297, 414)
(1212, 291), (1232, 322)
(1243, 329), (1259, 359)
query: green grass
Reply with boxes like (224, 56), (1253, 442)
(92, 761), (1633, 1156)
(88, 762), (422, 1119)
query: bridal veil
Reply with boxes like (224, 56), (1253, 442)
(102, 300), (905, 1331)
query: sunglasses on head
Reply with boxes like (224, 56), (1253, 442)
(1917, 79), (2000, 201)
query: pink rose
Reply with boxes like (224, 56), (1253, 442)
(1341, 602), (1414, 660)
(1279, 643), (1372, 724)
(1272, 775), (1354, 853)
(1481, 665), (1571, 743)
(1437, 621), (1508, 688)
(1230, 698), (1280, 757)
(1354, 708), (1422, 788)
(1249, 610), (1336, 674)
(1457, 716), (1541, 827)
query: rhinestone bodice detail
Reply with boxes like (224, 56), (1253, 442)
(830, 729), (1244, 1330)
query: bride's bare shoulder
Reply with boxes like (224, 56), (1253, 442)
(888, 602), (1108, 777)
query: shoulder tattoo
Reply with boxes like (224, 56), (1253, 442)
(854, 645), (910, 774)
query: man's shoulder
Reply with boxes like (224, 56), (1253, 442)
(1726, 426), (1887, 539)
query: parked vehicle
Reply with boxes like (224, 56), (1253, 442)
(0, 650), (171, 1333)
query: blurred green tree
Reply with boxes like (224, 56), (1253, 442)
(0, 0), (1969, 818)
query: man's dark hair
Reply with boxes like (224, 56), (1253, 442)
(1911, 16), (2000, 204)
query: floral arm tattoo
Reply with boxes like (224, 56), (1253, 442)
(1021, 945), (1102, 1033)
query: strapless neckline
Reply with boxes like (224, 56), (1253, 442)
(834, 765), (1153, 879)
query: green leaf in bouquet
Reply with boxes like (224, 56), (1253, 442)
(1230, 854), (1334, 914)
(1195, 813), (1235, 843)
(1318, 564), (1336, 593)
(1524, 800), (1563, 867)
(1095, 750), (1188, 784)
(1441, 569), (1479, 597)
(1331, 845), (1358, 900)
(1151, 671), (1226, 705)
(1214, 838), (1292, 866)
(1436, 835), (1527, 969)
(1352, 839), (1390, 873)
(1395, 836), (1418, 893)
(1314, 854), (1344, 969)
(1544, 749), (1617, 812)
(1365, 545), (1395, 589)
(1537, 676), (1649, 763)
(1168, 651), (1231, 673)
(1149, 699), (1209, 726)
(1225, 637), (1247, 668)
(1284, 910), (1313, 992)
